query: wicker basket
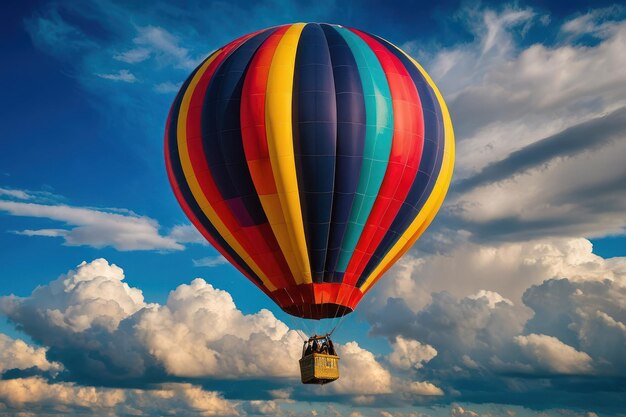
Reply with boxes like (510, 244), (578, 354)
(299, 353), (340, 384)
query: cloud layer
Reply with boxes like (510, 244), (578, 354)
(0, 259), (416, 401)
(0, 188), (211, 251)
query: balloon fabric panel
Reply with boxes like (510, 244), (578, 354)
(341, 28), (424, 287)
(357, 33), (445, 286)
(331, 26), (394, 277)
(164, 51), (272, 298)
(319, 24), (366, 283)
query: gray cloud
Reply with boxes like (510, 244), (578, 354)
(365, 275), (626, 408)
(454, 106), (626, 194)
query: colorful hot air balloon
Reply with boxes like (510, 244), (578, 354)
(165, 23), (454, 321)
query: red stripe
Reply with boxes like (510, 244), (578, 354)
(184, 29), (292, 291)
(240, 26), (290, 195)
(165, 106), (276, 302)
(342, 28), (425, 286)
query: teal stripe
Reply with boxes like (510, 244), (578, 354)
(333, 26), (393, 273)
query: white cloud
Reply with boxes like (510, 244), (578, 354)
(0, 198), (183, 251)
(0, 258), (398, 396)
(13, 228), (68, 238)
(414, 8), (626, 244)
(0, 377), (238, 416)
(388, 336), (437, 371)
(561, 5), (625, 38)
(244, 400), (282, 416)
(193, 256), (228, 267)
(0, 334), (62, 374)
(514, 333), (593, 374)
(96, 69), (137, 82)
(169, 224), (208, 245)
(114, 47), (151, 63)
(133, 26), (199, 70)
(0, 188), (30, 200)
(135, 278), (303, 379)
(451, 404), (480, 417)
(468, 290), (513, 309)
(329, 342), (392, 395)
(401, 381), (444, 396)
(154, 81), (182, 94)
(437, 12), (626, 179)
(0, 377), (125, 410)
(523, 278), (626, 374)
(1, 259), (147, 333)
(451, 124), (626, 240)
(367, 272), (626, 385)
(368, 237), (626, 313)
(268, 388), (292, 400)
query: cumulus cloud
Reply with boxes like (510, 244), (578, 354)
(0, 259), (401, 398)
(369, 291), (528, 376)
(367, 237), (626, 312)
(523, 279), (626, 374)
(364, 265), (626, 406)
(468, 290), (513, 309)
(329, 342), (392, 395)
(0, 259), (300, 382)
(388, 337), (437, 371)
(0, 377), (238, 416)
(1, 258), (146, 332)
(514, 334), (593, 375)
(400, 381), (444, 396)
(135, 278), (302, 379)
(0, 334), (62, 374)
(450, 404), (480, 417)
(0, 195), (183, 251)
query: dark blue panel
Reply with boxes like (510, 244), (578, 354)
(201, 29), (275, 227)
(166, 55), (263, 285)
(293, 23), (338, 283)
(357, 34), (445, 287)
(320, 24), (366, 283)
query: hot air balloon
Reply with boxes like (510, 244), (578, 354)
(165, 23), (454, 384)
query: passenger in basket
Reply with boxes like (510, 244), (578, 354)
(328, 339), (336, 356)
(312, 338), (319, 354)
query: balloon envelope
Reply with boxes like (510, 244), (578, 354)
(165, 23), (454, 320)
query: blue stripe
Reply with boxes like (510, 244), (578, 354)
(320, 24), (366, 283)
(293, 23), (338, 282)
(332, 26), (394, 274)
(201, 29), (275, 227)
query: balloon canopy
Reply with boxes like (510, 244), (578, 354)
(165, 23), (454, 320)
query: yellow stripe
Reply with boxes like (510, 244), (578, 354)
(263, 23), (312, 285)
(361, 50), (455, 293)
(177, 50), (276, 292)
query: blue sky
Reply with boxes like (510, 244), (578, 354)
(1, 0), (626, 416)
